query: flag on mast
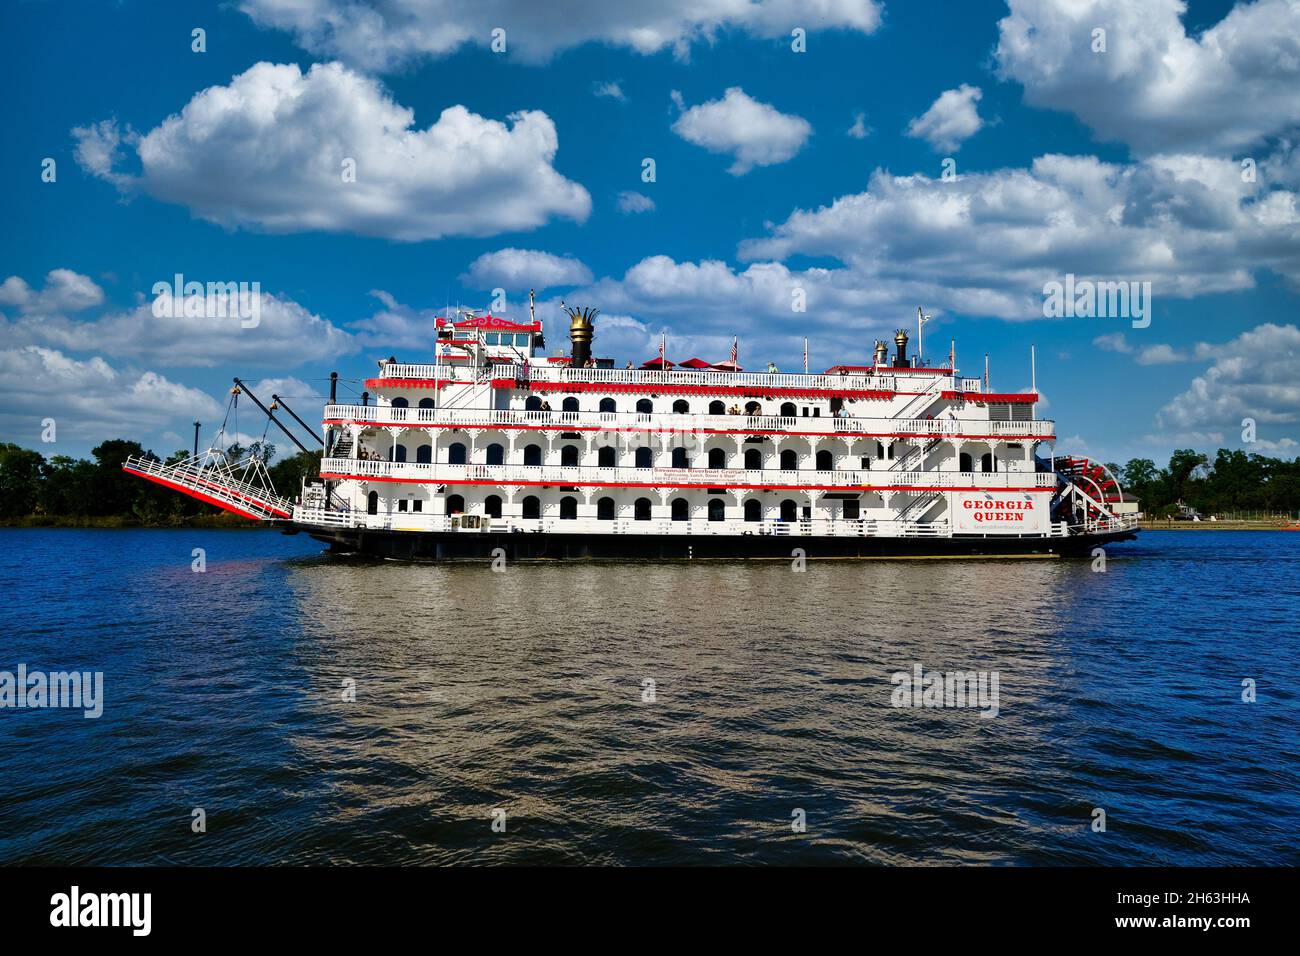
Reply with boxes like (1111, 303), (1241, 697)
(803, 337), (809, 374)
(730, 336), (738, 366)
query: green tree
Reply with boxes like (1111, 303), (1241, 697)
(0, 443), (46, 518)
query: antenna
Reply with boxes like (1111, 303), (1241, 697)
(1031, 344), (1037, 395)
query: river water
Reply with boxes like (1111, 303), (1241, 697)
(1, 528), (1296, 864)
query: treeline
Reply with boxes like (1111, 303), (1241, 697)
(0, 439), (320, 527)
(1113, 449), (1300, 517)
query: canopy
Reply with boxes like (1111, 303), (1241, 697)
(640, 357), (675, 369)
(710, 360), (743, 371)
(677, 357), (713, 369)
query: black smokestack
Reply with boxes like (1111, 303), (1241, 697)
(893, 328), (910, 368)
(566, 305), (598, 366)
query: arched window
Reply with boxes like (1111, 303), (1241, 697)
(708, 400), (726, 415)
(672, 447), (689, 469)
(981, 453), (996, 473)
(599, 397), (617, 414)
(447, 494), (465, 515)
(391, 397), (408, 408)
(636, 398), (653, 414)
(780, 402), (797, 417)
(367, 491), (379, 515)
(635, 446), (653, 468)
(708, 447), (727, 469)
(707, 498), (725, 521)
(562, 397), (580, 412)
(597, 446), (616, 468)
(486, 443), (504, 466)
(672, 399), (690, 414)
(484, 495), (502, 518)
(416, 444), (431, 464)
(671, 498), (689, 521)
(744, 448), (762, 470)
(780, 449), (798, 470)
(561, 445), (580, 467)
(744, 401), (762, 416)
(959, 452), (973, 472)
(524, 444), (542, 466)
(448, 442), (467, 465)
(393, 443), (408, 462)
(559, 496), (577, 520)
(634, 498), (652, 520)
(525, 395), (543, 411)
(816, 450), (833, 471)
(744, 499), (762, 522)
(596, 496), (615, 520)
(418, 398), (435, 409)
(780, 499), (799, 522)
(522, 495), (540, 519)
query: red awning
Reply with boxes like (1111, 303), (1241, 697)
(641, 357), (675, 369)
(677, 357), (713, 369)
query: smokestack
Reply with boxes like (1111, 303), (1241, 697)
(329, 371), (338, 404)
(566, 305), (599, 366)
(193, 421), (201, 458)
(893, 328), (910, 367)
(873, 340), (889, 366)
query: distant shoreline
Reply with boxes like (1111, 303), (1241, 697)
(1142, 521), (1294, 531)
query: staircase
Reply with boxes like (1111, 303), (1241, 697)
(331, 432), (354, 459)
(123, 451), (294, 521)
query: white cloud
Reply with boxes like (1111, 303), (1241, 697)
(238, 0), (883, 70)
(0, 346), (222, 447)
(74, 61), (591, 241)
(905, 84), (983, 152)
(616, 191), (656, 214)
(593, 81), (626, 101)
(847, 113), (872, 139)
(996, 0), (1300, 154)
(1157, 324), (1300, 444)
(462, 248), (593, 291)
(1092, 333), (1215, 364)
(671, 87), (812, 175)
(0, 269), (104, 314)
(348, 291), (440, 353)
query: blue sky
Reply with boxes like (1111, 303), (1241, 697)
(1, 0), (1296, 465)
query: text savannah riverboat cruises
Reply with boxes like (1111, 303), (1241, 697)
(124, 302), (1139, 561)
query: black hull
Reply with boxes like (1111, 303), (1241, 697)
(295, 524), (1138, 562)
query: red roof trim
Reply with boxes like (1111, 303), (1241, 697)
(434, 315), (542, 332)
(942, 391), (1038, 404)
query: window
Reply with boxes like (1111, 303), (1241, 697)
(672, 447), (689, 469)
(484, 333), (499, 345)
(634, 498), (652, 520)
(522, 495), (540, 519)
(486, 443), (505, 466)
(844, 499), (860, 519)
(561, 445), (580, 467)
(959, 452), (973, 473)
(448, 443), (467, 465)
(780, 449), (798, 470)
(780, 402), (797, 417)
(413, 500), (422, 512)
(562, 397), (580, 412)
(525, 395), (543, 411)
(707, 498), (725, 521)
(635, 446), (653, 468)
(672, 399), (690, 414)
(418, 398), (434, 409)
(636, 398), (653, 414)
(446, 494), (464, 515)
(416, 444), (431, 464)
(671, 498), (689, 521)
(393, 444), (408, 463)
(524, 444), (542, 466)
(981, 453), (996, 473)
(599, 397), (617, 414)
(391, 397), (408, 408)
(744, 448), (762, 470)
(515, 333), (530, 347)
(597, 497), (615, 520)
(744, 401), (762, 416)
(398, 499), (408, 512)
(367, 491), (379, 515)
(485, 495), (502, 518)
(816, 450), (833, 471)
(560, 496), (577, 519)
(598, 446), (616, 468)
(708, 448), (727, 469)
(780, 499), (798, 522)
(708, 400), (726, 415)
(744, 499), (761, 522)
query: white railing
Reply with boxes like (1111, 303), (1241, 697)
(318, 457), (1056, 490)
(124, 453), (293, 518)
(292, 506), (953, 539)
(323, 403), (1055, 439)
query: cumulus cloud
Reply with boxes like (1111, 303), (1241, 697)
(847, 113), (872, 139)
(462, 248), (593, 291)
(593, 81), (626, 101)
(996, 0), (1300, 154)
(671, 87), (812, 175)
(238, 0), (883, 70)
(0, 269), (105, 314)
(0, 346), (222, 447)
(73, 61), (591, 241)
(1157, 324), (1300, 445)
(616, 191), (656, 214)
(1092, 332), (1215, 364)
(905, 84), (984, 152)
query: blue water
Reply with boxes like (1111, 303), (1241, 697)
(0, 527), (1296, 865)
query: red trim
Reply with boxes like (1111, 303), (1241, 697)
(435, 314), (541, 332)
(942, 391), (1038, 404)
(125, 467), (265, 520)
(365, 378), (452, 389)
(510, 380), (898, 400)
(320, 469), (1052, 494)
(827, 365), (955, 375)
(323, 418), (1052, 443)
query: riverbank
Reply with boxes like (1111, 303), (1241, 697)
(0, 513), (261, 529)
(1141, 520), (1295, 531)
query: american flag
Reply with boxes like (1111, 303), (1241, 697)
(730, 337), (738, 366)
